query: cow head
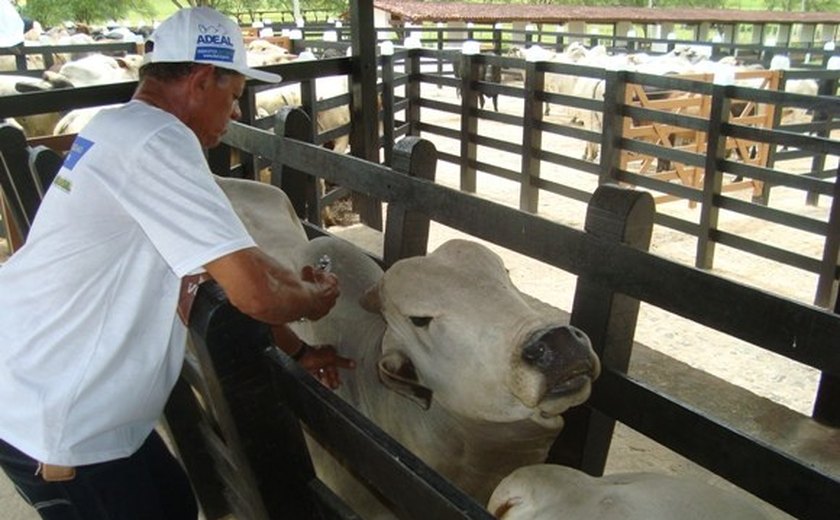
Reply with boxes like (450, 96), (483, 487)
(361, 239), (600, 429)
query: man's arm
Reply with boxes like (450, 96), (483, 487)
(204, 246), (339, 325)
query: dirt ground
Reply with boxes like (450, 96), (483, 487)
(0, 82), (833, 519)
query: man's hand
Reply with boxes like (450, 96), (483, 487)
(297, 344), (355, 389)
(301, 265), (340, 320)
(271, 324), (354, 389)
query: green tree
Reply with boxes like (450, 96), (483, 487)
(765, 0), (840, 9)
(23, 0), (155, 25)
(167, 0), (347, 15)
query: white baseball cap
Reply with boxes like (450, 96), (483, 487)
(144, 7), (282, 83)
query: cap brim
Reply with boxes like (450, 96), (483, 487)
(141, 53), (283, 83)
(239, 66), (283, 83)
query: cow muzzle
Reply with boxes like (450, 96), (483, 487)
(521, 325), (600, 399)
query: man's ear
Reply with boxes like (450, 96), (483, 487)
(186, 63), (215, 94)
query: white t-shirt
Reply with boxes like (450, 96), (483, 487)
(0, 0), (23, 48)
(0, 100), (256, 465)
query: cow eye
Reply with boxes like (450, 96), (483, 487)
(410, 316), (433, 327)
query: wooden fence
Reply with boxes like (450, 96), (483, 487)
(2, 59), (840, 517)
(2, 44), (840, 308)
(354, 48), (840, 311)
(144, 112), (840, 519)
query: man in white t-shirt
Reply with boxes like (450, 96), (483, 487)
(0, 0), (24, 48)
(0, 7), (353, 519)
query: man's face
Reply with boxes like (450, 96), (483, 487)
(186, 69), (246, 149)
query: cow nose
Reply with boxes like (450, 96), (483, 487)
(521, 326), (599, 390)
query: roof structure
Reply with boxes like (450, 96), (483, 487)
(372, 0), (840, 25)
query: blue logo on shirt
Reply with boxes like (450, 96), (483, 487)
(63, 136), (94, 170)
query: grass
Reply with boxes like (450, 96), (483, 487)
(124, 0), (178, 25)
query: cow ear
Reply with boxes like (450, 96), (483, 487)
(377, 351), (432, 410)
(359, 282), (382, 313)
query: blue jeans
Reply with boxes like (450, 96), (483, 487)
(0, 431), (197, 519)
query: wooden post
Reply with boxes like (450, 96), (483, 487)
(273, 107), (321, 226)
(167, 282), (319, 519)
(760, 69), (788, 207)
(459, 52), (479, 193)
(814, 196), (840, 422)
(381, 52), (396, 166)
(437, 25), (445, 84)
(492, 26), (503, 56)
(813, 368), (840, 427)
(550, 24), (561, 53)
(519, 60), (543, 213)
(383, 137), (437, 267)
(12, 44), (26, 71)
(598, 69), (627, 186)
(349, 0), (383, 230)
(805, 75), (838, 206)
(814, 163), (840, 308)
(695, 82), (732, 270)
(547, 184), (655, 475)
(406, 48), (422, 137)
(240, 86), (259, 180)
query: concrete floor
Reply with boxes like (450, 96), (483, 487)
(0, 471), (38, 520)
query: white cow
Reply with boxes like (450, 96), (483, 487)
(488, 464), (771, 520)
(247, 39), (296, 67)
(13, 54), (143, 137)
(298, 237), (598, 517)
(39, 53), (143, 88)
(214, 177), (600, 518)
(0, 75), (63, 136)
(214, 176), (307, 264)
(51, 104), (122, 136)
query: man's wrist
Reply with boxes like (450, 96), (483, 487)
(290, 341), (312, 361)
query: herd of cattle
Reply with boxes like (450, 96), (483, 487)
(1, 25), (789, 516)
(0, 32), (353, 152)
